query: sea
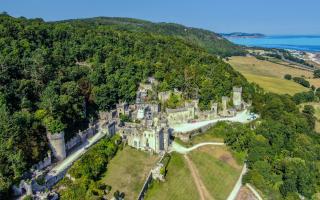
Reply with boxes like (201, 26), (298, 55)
(227, 35), (320, 52)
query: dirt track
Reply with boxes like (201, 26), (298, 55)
(184, 154), (214, 200)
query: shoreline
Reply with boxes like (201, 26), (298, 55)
(306, 52), (320, 65)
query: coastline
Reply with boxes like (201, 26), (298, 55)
(306, 52), (320, 65)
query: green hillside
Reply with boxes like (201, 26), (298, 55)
(57, 17), (247, 57)
(0, 14), (251, 197)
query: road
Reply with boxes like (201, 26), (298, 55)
(171, 110), (258, 133)
(46, 129), (107, 178)
(170, 141), (225, 154)
(226, 164), (247, 200)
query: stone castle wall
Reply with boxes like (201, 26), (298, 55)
(32, 152), (52, 171)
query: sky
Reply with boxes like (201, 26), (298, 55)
(1, 0), (319, 35)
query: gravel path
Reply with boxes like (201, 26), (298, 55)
(171, 110), (258, 133)
(170, 141), (225, 154)
(226, 164), (247, 200)
(46, 129), (107, 178)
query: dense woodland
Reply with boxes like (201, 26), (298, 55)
(0, 14), (251, 197)
(57, 135), (122, 200)
(1, 13), (320, 199)
(59, 17), (247, 58)
(209, 91), (320, 199)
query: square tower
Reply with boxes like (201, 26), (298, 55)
(233, 87), (242, 110)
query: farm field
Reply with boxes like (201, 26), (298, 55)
(101, 146), (159, 200)
(227, 56), (311, 95)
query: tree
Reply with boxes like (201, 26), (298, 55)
(293, 77), (310, 88)
(284, 74), (292, 80)
(302, 105), (316, 129)
(313, 69), (320, 78)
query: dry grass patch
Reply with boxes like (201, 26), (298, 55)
(308, 78), (320, 88)
(228, 56), (312, 78)
(227, 56), (312, 95)
(197, 146), (242, 170)
(189, 146), (242, 200)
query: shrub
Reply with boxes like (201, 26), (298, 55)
(293, 77), (310, 88)
(292, 91), (315, 104)
(313, 69), (320, 78)
(284, 74), (292, 80)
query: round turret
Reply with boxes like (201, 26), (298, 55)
(47, 131), (66, 161)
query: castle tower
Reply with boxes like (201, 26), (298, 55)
(222, 96), (229, 116)
(163, 128), (170, 151)
(192, 99), (199, 110)
(47, 131), (66, 161)
(211, 102), (218, 116)
(233, 87), (242, 110)
(24, 181), (33, 196)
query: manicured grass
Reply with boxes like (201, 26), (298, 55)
(145, 153), (200, 200)
(189, 146), (242, 200)
(101, 146), (159, 200)
(227, 56), (311, 95)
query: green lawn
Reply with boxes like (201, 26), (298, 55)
(101, 146), (159, 200)
(145, 152), (200, 200)
(145, 146), (242, 200)
(189, 146), (242, 200)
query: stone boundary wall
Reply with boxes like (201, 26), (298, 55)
(137, 154), (166, 200)
(175, 122), (215, 142)
(45, 169), (68, 189)
(137, 172), (153, 200)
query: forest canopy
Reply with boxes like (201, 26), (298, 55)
(0, 14), (251, 197)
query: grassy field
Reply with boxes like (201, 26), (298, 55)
(145, 152), (200, 200)
(189, 146), (242, 200)
(145, 146), (242, 200)
(101, 146), (159, 200)
(227, 56), (311, 95)
(243, 73), (308, 95)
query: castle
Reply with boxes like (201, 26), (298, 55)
(45, 80), (248, 156)
(13, 76), (250, 199)
(114, 81), (248, 153)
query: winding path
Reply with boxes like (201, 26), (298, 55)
(170, 141), (225, 154)
(226, 164), (247, 200)
(171, 142), (262, 200)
